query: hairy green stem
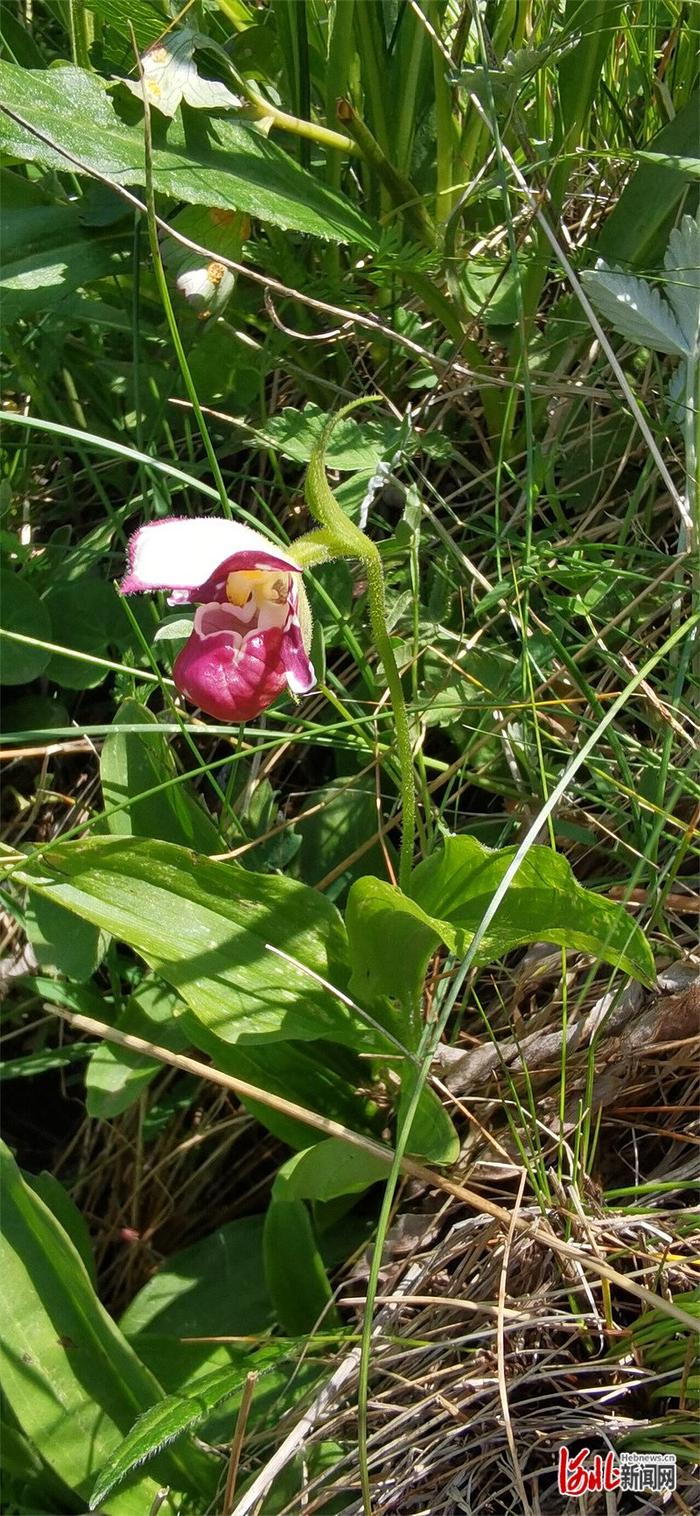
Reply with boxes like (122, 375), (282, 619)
(303, 402), (416, 889)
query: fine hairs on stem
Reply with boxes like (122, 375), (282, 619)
(301, 401), (417, 891)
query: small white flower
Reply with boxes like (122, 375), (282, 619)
(175, 260), (234, 318)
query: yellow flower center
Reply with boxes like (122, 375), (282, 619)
(225, 569), (288, 611)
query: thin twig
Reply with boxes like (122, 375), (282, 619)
(47, 1008), (700, 1332)
(222, 1372), (257, 1515)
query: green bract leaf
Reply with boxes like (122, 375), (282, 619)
(152, 615), (194, 642)
(0, 62), (376, 245)
(16, 835), (371, 1046)
(581, 260), (689, 355)
(162, 204), (248, 319)
(410, 836), (655, 985)
(100, 699), (223, 852)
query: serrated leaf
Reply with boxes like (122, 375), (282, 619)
(90, 1357), (279, 1509)
(581, 261), (689, 355)
(119, 29), (242, 118)
(252, 404), (405, 470)
(0, 62), (376, 245)
(664, 211), (700, 351)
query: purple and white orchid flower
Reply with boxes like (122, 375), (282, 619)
(121, 517), (315, 723)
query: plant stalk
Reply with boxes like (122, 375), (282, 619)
(337, 97), (435, 246)
(303, 403), (416, 889)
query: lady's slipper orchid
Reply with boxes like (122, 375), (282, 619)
(121, 516), (315, 723)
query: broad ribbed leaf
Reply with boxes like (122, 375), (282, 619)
(597, 93), (700, 268)
(1, 205), (128, 319)
(346, 876), (457, 1015)
(274, 1139), (391, 1203)
(85, 976), (189, 1119)
(0, 62), (375, 245)
(100, 700), (222, 851)
(175, 1006), (381, 1150)
(263, 1199), (339, 1335)
(346, 837), (653, 1020)
(25, 892), (108, 981)
(411, 836), (655, 983)
(581, 261), (689, 355)
(87, 0), (167, 50)
(17, 835), (368, 1046)
(120, 1216), (271, 1340)
(0, 1142), (208, 1514)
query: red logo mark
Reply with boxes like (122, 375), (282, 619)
(558, 1447), (621, 1496)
